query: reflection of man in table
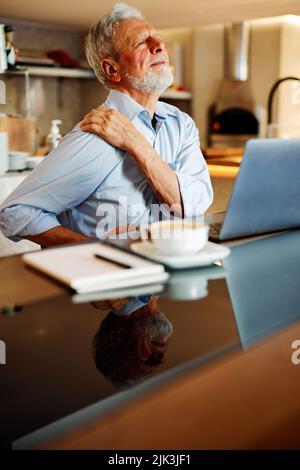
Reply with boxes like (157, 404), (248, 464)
(0, 3), (212, 248)
(92, 295), (173, 389)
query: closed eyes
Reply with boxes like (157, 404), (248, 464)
(137, 38), (148, 46)
(135, 34), (162, 48)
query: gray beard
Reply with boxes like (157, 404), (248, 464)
(125, 66), (173, 95)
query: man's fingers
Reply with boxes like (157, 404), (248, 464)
(82, 109), (105, 122)
(81, 114), (110, 128)
(81, 115), (100, 125)
(81, 114), (120, 133)
(80, 123), (103, 135)
(84, 108), (121, 121)
(80, 116), (104, 128)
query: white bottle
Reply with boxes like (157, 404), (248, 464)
(0, 25), (8, 72)
(46, 119), (62, 151)
(0, 132), (8, 175)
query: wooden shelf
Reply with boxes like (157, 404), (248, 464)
(161, 89), (192, 100)
(4, 66), (95, 79)
(3, 69), (191, 92)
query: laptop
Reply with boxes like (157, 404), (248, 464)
(209, 138), (300, 241)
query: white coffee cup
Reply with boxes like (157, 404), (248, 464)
(9, 151), (29, 171)
(165, 276), (208, 300)
(141, 220), (209, 256)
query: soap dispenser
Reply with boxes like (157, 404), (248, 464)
(46, 119), (62, 152)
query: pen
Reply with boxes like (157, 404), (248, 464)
(93, 253), (131, 269)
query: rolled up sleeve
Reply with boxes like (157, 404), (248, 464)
(0, 205), (60, 241)
(174, 114), (213, 218)
(0, 124), (114, 241)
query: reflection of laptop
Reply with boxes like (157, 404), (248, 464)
(223, 231), (300, 347)
(209, 139), (300, 241)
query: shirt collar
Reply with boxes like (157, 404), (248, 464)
(113, 295), (152, 316)
(104, 89), (145, 121)
(104, 89), (176, 122)
(155, 100), (176, 119)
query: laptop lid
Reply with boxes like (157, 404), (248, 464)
(219, 138), (300, 240)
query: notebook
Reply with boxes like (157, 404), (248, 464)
(72, 283), (165, 304)
(22, 242), (169, 294)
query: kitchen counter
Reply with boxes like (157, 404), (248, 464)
(1, 230), (300, 449)
(0, 172), (29, 204)
(208, 163), (239, 179)
(0, 172), (39, 258)
(206, 163), (238, 215)
(204, 146), (243, 180)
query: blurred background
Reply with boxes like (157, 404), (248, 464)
(1, 0), (300, 253)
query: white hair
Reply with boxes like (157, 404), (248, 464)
(85, 3), (143, 87)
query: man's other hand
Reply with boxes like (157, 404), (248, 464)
(91, 298), (129, 311)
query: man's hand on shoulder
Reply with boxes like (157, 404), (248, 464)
(80, 106), (183, 216)
(80, 107), (145, 154)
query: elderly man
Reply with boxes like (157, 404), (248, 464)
(92, 295), (173, 390)
(0, 3), (212, 248)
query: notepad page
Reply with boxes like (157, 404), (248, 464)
(22, 242), (164, 291)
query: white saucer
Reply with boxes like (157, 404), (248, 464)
(131, 240), (230, 269)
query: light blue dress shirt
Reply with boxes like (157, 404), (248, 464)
(0, 89), (213, 241)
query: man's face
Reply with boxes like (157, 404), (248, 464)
(113, 18), (173, 94)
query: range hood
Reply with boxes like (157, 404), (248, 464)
(209, 22), (259, 148)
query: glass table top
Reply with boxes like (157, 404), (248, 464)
(1, 229), (300, 448)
